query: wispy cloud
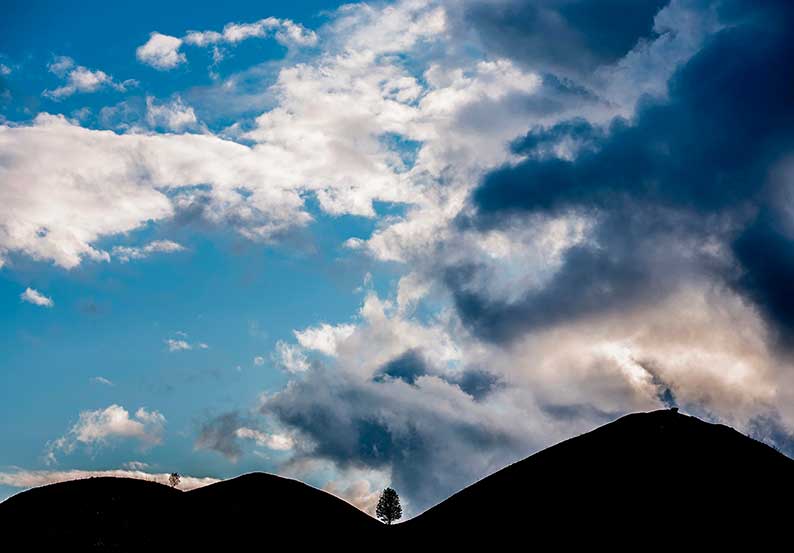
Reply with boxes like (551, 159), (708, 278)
(136, 33), (186, 70)
(164, 333), (209, 352)
(0, 469), (218, 491)
(20, 287), (53, 308)
(45, 404), (166, 464)
(112, 240), (186, 263)
(43, 56), (136, 100)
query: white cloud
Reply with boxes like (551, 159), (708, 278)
(164, 333), (208, 351)
(136, 32), (186, 70)
(122, 461), (149, 470)
(90, 376), (114, 386)
(47, 56), (74, 78)
(20, 287), (53, 307)
(43, 56), (135, 100)
(0, 469), (218, 491)
(112, 240), (186, 262)
(234, 427), (294, 450)
(46, 404), (166, 464)
(183, 17), (317, 49)
(294, 323), (356, 357)
(0, 63), (12, 76)
(273, 340), (310, 373)
(145, 96), (200, 132)
(165, 339), (192, 352)
(253, 356), (265, 366)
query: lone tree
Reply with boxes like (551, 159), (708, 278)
(168, 472), (181, 488)
(376, 487), (402, 525)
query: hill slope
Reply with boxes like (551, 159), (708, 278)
(0, 472), (381, 550)
(2, 409), (792, 549)
(401, 409), (794, 543)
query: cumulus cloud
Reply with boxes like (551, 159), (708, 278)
(136, 17), (316, 72)
(45, 404), (166, 464)
(20, 287), (53, 307)
(112, 240), (185, 263)
(294, 324), (356, 357)
(184, 17), (317, 49)
(195, 412), (293, 461)
(449, 0), (667, 77)
(145, 96), (200, 132)
(0, 469), (218, 491)
(43, 56), (135, 100)
(0, 113), (310, 268)
(136, 33), (186, 70)
(273, 341), (310, 373)
(234, 427), (294, 451)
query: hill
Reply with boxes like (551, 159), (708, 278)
(400, 409), (794, 544)
(0, 472), (381, 550)
(2, 409), (792, 549)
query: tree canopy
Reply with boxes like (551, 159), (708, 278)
(376, 487), (402, 525)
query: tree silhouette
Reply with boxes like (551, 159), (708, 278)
(376, 487), (402, 525)
(168, 473), (181, 488)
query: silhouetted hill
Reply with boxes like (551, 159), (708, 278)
(3, 409), (792, 550)
(0, 472), (381, 550)
(400, 409), (794, 545)
(0, 476), (181, 550)
(179, 472), (382, 547)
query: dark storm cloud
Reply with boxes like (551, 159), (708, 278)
(373, 349), (428, 385)
(374, 349), (503, 400)
(450, 207), (724, 342)
(195, 412), (247, 461)
(453, 0), (794, 343)
(454, 369), (503, 400)
(262, 367), (523, 513)
(455, 0), (668, 76)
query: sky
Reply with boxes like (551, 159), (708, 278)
(2, 0), (794, 517)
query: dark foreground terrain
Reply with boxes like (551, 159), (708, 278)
(3, 409), (792, 550)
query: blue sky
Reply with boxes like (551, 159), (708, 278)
(2, 0), (794, 516)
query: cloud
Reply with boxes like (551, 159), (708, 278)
(0, 469), (218, 491)
(183, 17), (317, 49)
(137, 17), (317, 73)
(122, 461), (149, 470)
(273, 341), (310, 373)
(195, 412), (293, 461)
(112, 240), (186, 263)
(43, 56), (135, 100)
(195, 412), (245, 461)
(90, 376), (114, 386)
(145, 96), (200, 132)
(261, 365), (530, 514)
(46, 404), (166, 464)
(164, 333), (208, 352)
(294, 323), (356, 357)
(20, 287), (53, 307)
(234, 427), (294, 451)
(253, 356), (265, 366)
(450, 0), (668, 77)
(165, 339), (191, 352)
(457, 0), (794, 345)
(136, 32), (186, 70)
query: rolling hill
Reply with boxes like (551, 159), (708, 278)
(2, 409), (792, 549)
(399, 408), (794, 544)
